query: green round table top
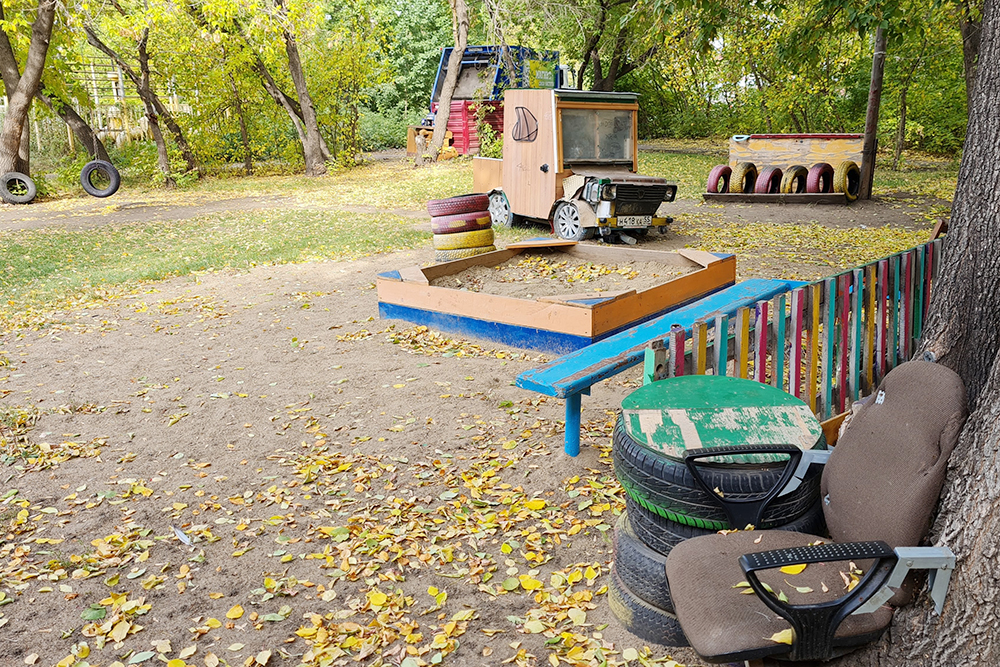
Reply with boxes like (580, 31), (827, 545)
(621, 375), (824, 463)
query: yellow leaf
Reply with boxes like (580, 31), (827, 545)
(518, 575), (542, 591)
(780, 563), (807, 575)
(179, 645), (197, 658)
(205, 653), (220, 667)
(525, 499), (546, 511)
(206, 617), (222, 628)
(622, 647), (639, 661)
(769, 628), (794, 645)
(167, 660), (187, 667)
(208, 592), (224, 600)
(226, 604), (244, 619)
(368, 590), (388, 607)
(255, 649), (272, 665)
(227, 643), (245, 651)
(110, 619), (130, 642)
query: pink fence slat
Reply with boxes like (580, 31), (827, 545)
(788, 288), (805, 399)
(755, 300), (770, 383)
(838, 273), (851, 413)
(669, 323), (686, 377)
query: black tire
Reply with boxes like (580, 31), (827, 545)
(426, 193), (490, 217)
(613, 512), (673, 612)
(0, 171), (36, 204)
(626, 495), (827, 557)
(613, 418), (822, 531)
(80, 160), (121, 198)
(608, 565), (688, 647)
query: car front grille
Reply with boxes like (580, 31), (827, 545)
(614, 184), (669, 216)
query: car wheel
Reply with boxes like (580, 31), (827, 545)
(488, 191), (513, 228)
(552, 201), (590, 241)
(0, 171), (37, 204)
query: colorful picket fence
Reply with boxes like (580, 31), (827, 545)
(644, 238), (943, 419)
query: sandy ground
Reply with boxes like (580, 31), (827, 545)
(0, 170), (948, 667)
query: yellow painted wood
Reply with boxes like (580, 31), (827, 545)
(693, 320), (708, 375)
(729, 135), (864, 171)
(472, 156), (503, 193)
(735, 307), (751, 379)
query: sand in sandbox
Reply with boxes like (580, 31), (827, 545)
(430, 251), (695, 299)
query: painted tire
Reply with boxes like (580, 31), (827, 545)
(754, 166), (783, 194)
(434, 245), (497, 263)
(730, 162), (757, 194)
(614, 512), (674, 612)
(780, 165), (809, 194)
(834, 160), (862, 201)
(80, 160), (121, 198)
(612, 417), (822, 531)
(432, 228), (495, 250)
(608, 565), (688, 646)
(626, 495), (827, 557)
(806, 163), (835, 194)
(426, 193), (490, 217)
(706, 165), (732, 193)
(0, 171), (37, 204)
(430, 210), (492, 234)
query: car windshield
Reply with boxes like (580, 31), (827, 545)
(560, 108), (633, 164)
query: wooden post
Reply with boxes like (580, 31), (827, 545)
(860, 26), (887, 200)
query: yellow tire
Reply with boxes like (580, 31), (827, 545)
(729, 162), (757, 194)
(780, 165), (809, 194)
(834, 160), (862, 201)
(432, 228), (495, 250)
(434, 245), (497, 263)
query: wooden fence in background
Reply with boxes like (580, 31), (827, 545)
(646, 238), (944, 419)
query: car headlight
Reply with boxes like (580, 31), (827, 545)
(663, 185), (677, 202)
(600, 184), (616, 200)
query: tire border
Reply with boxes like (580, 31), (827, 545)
(0, 171), (37, 204)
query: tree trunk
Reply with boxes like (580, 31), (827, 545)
(228, 73), (253, 175)
(0, 0), (55, 177)
(859, 26), (887, 200)
(281, 22), (326, 175)
(36, 90), (110, 162)
(892, 86), (907, 170)
(429, 0), (469, 160)
(151, 95), (199, 175)
(84, 25), (175, 187)
(836, 2), (1000, 664)
(959, 0), (982, 111)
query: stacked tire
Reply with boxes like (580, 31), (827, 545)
(705, 160), (862, 200)
(608, 414), (825, 646)
(427, 194), (497, 263)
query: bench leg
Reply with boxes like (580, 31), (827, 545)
(564, 393), (582, 456)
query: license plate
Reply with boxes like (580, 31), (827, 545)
(617, 215), (651, 228)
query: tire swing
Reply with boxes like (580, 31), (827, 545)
(0, 171), (37, 204)
(80, 160), (121, 198)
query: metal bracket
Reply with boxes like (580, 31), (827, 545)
(852, 546), (955, 616)
(776, 449), (831, 497)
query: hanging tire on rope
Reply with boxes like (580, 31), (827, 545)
(729, 162), (757, 194)
(706, 165), (732, 193)
(0, 171), (37, 204)
(80, 160), (121, 198)
(780, 165), (809, 194)
(833, 160), (862, 201)
(806, 163), (835, 193)
(754, 166), (783, 194)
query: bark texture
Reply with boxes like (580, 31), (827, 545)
(859, 26), (887, 200)
(429, 0), (469, 160)
(835, 1), (1000, 664)
(37, 90), (110, 162)
(960, 0), (983, 111)
(0, 0), (55, 176)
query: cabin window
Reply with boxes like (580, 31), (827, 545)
(560, 109), (633, 162)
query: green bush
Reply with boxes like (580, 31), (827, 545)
(360, 107), (423, 151)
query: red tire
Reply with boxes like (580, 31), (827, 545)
(754, 167), (783, 194)
(430, 210), (492, 234)
(706, 165), (732, 193)
(426, 193), (490, 217)
(806, 163), (834, 194)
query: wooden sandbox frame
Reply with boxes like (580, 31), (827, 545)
(376, 239), (736, 353)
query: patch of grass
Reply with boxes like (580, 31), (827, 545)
(0, 210), (428, 329)
(638, 151), (721, 200)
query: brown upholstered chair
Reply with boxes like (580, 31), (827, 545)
(664, 361), (968, 663)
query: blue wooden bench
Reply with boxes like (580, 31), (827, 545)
(516, 279), (805, 456)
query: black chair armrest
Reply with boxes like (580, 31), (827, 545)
(683, 444), (803, 529)
(739, 541), (898, 661)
